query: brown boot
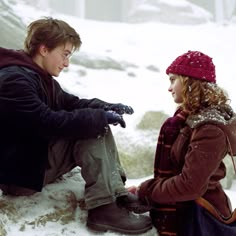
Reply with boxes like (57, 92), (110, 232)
(87, 202), (152, 234)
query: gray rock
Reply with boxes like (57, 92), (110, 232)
(71, 52), (138, 71)
(0, 0), (26, 49)
(128, 0), (212, 25)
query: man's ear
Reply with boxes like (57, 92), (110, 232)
(38, 45), (48, 56)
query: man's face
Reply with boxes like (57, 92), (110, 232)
(40, 42), (73, 77)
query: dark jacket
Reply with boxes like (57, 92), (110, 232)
(139, 105), (236, 234)
(0, 47), (111, 191)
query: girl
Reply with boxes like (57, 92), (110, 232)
(137, 50), (236, 235)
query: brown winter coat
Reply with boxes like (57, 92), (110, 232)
(139, 106), (236, 235)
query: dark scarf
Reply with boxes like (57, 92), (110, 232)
(154, 108), (189, 178)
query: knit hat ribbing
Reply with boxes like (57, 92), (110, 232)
(166, 50), (216, 83)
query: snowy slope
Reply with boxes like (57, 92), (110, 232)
(0, 1), (236, 236)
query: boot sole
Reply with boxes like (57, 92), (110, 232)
(87, 221), (152, 234)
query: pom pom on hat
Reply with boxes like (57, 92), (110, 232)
(166, 50), (216, 83)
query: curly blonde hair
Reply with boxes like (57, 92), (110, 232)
(178, 76), (229, 115)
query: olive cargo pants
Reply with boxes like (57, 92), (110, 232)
(46, 128), (127, 209)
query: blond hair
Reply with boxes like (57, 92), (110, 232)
(24, 17), (82, 56)
(178, 75), (229, 115)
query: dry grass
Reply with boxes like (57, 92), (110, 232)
(20, 191), (78, 230)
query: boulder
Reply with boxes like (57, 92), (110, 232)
(0, 0), (26, 49)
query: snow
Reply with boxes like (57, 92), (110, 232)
(1, 0), (236, 236)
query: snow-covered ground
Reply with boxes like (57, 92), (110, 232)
(0, 0), (236, 235)
(0, 172), (235, 236)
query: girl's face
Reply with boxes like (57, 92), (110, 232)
(168, 74), (183, 104)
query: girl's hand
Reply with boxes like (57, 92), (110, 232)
(127, 185), (139, 195)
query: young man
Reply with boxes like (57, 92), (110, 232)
(0, 17), (152, 234)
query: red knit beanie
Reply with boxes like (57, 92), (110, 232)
(166, 50), (216, 83)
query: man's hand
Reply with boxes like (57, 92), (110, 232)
(105, 111), (126, 128)
(106, 103), (134, 115)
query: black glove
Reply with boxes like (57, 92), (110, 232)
(105, 111), (126, 128)
(106, 103), (134, 115)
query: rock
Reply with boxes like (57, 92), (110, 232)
(128, 0), (212, 25)
(0, 0), (26, 49)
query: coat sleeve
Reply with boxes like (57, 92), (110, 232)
(150, 124), (227, 204)
(0, 74), (108, 139)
